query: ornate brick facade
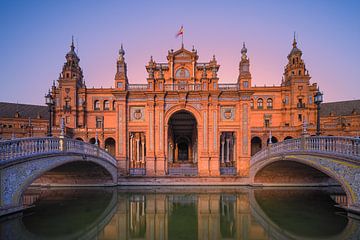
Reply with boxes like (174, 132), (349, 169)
(1, 37), (359, 177)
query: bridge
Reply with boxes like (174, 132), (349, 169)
(250, 136), (360, 214)
(0, 137), (118, 216)
(1, 135), (360, 216)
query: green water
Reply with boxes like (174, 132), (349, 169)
(1, 187), (359, 240)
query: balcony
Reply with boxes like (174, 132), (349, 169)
(297, 103), (306, 109)
(218, 84), (239, 91)
(128, 84), (148, 91)
(63, 106), (71, 113)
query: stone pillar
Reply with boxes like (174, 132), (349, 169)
(226, 138), (230, 163)
(141, 140), (145, 167)
(189, 143), (192, 161)
(130, 134), (133, 168)
(221, 139), (225, 164)
(175, 143), (178, 162)
(136, 139), (140, 163)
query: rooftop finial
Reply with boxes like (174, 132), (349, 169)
(118, 44), (125, 60)
(293, 32), (297, 48)
(241, 42), (248, 60)
(71, 35), (75, 51)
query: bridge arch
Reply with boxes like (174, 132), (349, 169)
(0, 137), (118, 216)
(250, 136), (360, 210)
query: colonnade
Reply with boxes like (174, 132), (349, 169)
(129, 132), (146, 168)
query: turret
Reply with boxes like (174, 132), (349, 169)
(115, 44), (128, 90)
(238, 42), (251, 89)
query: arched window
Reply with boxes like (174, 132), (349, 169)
(250, 99), (254, 109)
(257, 98), (263, 109)
(104, 100), (110, 110)
(267, 98), (273, 109)
(94, 100), (100, 110)
(175, 68), (190, 79)
(112, 100), (116, 110)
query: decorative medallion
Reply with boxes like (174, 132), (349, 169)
(130, 106), (145, 121)
(224, 109), (233, 119)
(221, 107), (235, 121)
(134, 109), (142, 120)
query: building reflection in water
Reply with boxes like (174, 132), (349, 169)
(129, 195), (146, 238)
(3, 187), (357, 240)
(99, 190), (269, 240)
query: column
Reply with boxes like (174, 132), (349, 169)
(226, 138), (230, 163)
(175, 143), (178, 162)
(141, 140), (145, 167)
(188, 143), (192, 162)
(130, 134), (133, 168)
(136, 139), (140, 163)
(221, 137), (225, 164)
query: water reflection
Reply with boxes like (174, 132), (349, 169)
(1, 187), (359, 240)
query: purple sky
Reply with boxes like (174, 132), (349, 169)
(1, 0), (359, 105)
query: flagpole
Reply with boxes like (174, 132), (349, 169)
(181, 32), (184, 48)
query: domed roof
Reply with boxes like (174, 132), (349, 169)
(289, 37), (302, 56)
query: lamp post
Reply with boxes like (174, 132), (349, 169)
(314, 89), (323, 136)
(45, 90), (54, 137)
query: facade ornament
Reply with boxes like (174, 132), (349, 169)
(60, 117), (65, 137)
(202, 64), (207, 78)
(241, 42), (248, 60)
(118, 44), (125, 61)
(159, 66), (164, 78)
(95, 131), (98, 145)
(302, 119), (308, 135)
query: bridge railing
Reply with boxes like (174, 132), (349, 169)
(0, 137), (117, 166)
(251, 136), (360, 165)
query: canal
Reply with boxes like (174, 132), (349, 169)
(1, 187), (359, 239)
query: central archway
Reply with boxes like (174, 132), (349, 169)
(167, 110), (198, 175)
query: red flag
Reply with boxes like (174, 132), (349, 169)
(176, 25), (184, 38)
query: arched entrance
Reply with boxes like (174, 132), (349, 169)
(167, 110), (198, 175)
(105, 137), (116, 156)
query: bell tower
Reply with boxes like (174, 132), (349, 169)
(115, 44), (128, 90)
(55, 37), (86, 130)
(283, 34), (315, 127)
(238, 43), (251, 89)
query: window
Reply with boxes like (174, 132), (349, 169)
(104, 100), (110, 110)
(96, 117), (103, 129)
(298, 70), (302, 75)
(66, 73), (70, 78)
(298, 114), (302, 122)
(117, 82), (123, 88)
(285, 123), (290, 127)
(264, 119), (270, 128)
(250, 99), (254, 109)
(297, 98), (305, 108)
(94, 100), (100, 110)
(243, 81), (249, 88)
(308, 96), (313, 104)
(213, 82), (217, 89)
(266, 98), (273, 109)
(113, 100), (116, 110)
(257, 98), (263, 109)
(175, 68), (190, 79)
(66, 116), (70, 124)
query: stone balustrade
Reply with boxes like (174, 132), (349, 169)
(251, 136), (360, 166)
(0, 137), (117, 166)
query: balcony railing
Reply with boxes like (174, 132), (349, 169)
(218, 84), (239, 91)
(0, 137), (117, 166)
(251, 136), (360, 166)
(128, 84), (148, 91)
(126, 83), (240, 91)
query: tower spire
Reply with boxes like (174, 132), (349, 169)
(293, 32), (297, 48)
(71, 35), (75, 51)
